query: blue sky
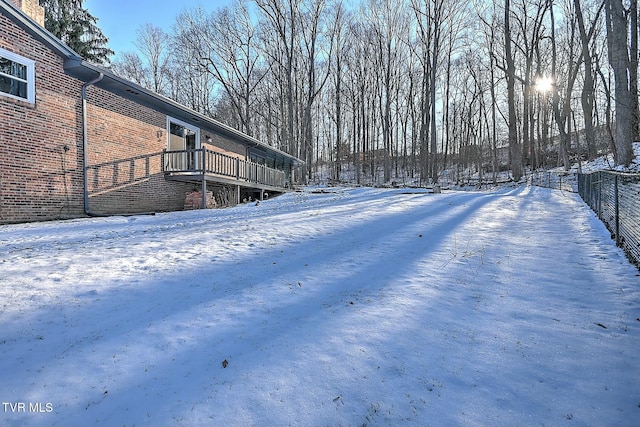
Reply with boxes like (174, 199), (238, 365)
(84, 0), (228, 57)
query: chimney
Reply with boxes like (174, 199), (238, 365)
(8, 0), (45, 27)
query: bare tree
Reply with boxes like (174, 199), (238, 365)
(504, 0), (524, 181)
(631, 0), (639, 143)
(364, 0), (409, 183)
(108, 0), (637, 183)
(255, 0), (300, 157)
(574, 0), (606, 160)
(330, 2), (348, 181)
(111, 51), (146, 86)
(135, 24), (170, 94)
(170, 16), (218, 116)
(605, 0), (636, 166)
(512, 0), (550, 170)
(477, 2), (506, 182)
(299, 0), (334, 182)
(111, 24), (171, 95)
(344, 20), (376, 183)
(409, 0), (433, 184)
(550, 0), (580, 170)
(175, 2), (267, 135)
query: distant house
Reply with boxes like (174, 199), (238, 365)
(0, 0), (302, 224)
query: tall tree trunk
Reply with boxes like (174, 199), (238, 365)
(383, 39), (392, 183)
(504, 0), (523, 181)
(606, 0), (635, 166)
(335, 55), (342, 181)
(443, 34), (453, 175)
(630, 0), (639, 141)
(428, 2), (443, 184)
(550, 1), (573, 170)
(490, 55), (498, 183)
(575, 0), (604, 161)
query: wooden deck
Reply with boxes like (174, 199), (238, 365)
(162, 148), (290, 193)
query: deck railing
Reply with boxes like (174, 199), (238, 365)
(162, 148), (287, 189)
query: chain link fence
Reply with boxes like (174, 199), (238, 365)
(577, 171), (640, 269)
(529, 170), (577, 192)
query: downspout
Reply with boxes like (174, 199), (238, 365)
(81, 72), (103, 216)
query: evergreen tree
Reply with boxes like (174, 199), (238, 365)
(40, 0), (114, 65)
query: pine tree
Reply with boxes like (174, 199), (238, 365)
(40, 0), (114, 65)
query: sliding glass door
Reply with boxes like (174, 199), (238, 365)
(165, 118), (200, 171)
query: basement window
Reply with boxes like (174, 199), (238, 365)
(0, 48), (35, 103)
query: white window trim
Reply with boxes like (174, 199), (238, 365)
(166, 116), (200, 149)
(0, 48), (35, 104)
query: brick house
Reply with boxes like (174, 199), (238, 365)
(0, 0), (301, 224)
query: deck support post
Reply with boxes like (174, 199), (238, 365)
(201, 178), (207, 209)
(201, 148), (207, 209)
(260, 189), (264, 201)
(236, 185), (240, 205)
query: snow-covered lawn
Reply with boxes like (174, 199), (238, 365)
(1, 186), (638, 426)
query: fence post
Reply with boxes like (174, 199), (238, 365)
(614, 174), (620, 245)
(597, 171), (602, 218)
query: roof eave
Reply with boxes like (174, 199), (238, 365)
(64, 59), (303, 166)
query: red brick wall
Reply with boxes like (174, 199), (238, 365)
(7, 0), (45, 26)
(203, 132), (246, 158)
(0, 13), (195, 223)
(0, 13), (84, 224)
(84, 87), (193, 214)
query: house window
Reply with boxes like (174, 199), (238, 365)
(0, 48), (35, 103)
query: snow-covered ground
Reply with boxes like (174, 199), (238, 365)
(568, 142), (640, 173)
(1, 186), (639, 426)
